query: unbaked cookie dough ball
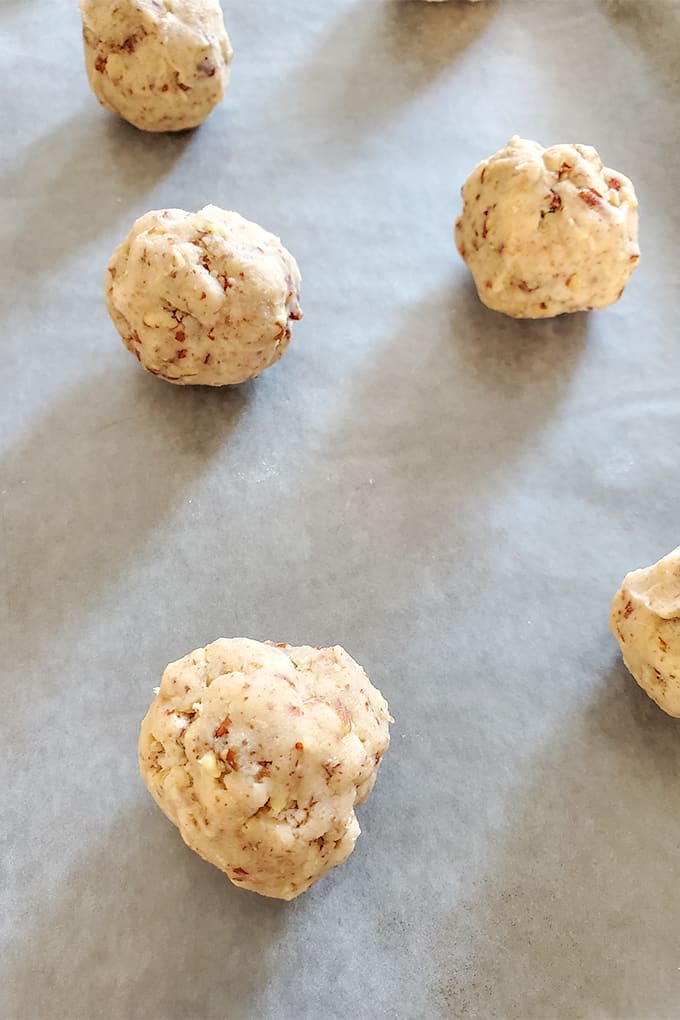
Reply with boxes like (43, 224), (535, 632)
(106, 206), (302, 385)
(79, 0), (233, 132)
(610, 546), (680, 717)
(455, 136), (639, 318)
(139, 639), (391, 899)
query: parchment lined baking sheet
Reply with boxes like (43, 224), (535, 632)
(2, 1), (679, 1016)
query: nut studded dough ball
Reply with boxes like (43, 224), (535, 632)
(106, 206), (302, 385)
(455, 136), (640, 318)
(79, 0), (233, 132)
(610, 546), (680, 717)
(139, 639), (391, 899)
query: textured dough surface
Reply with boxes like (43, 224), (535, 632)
(80, 0), (233, 132)
(610, 546), (680, 717)
(139, 639), (391, 899)
(455, 136), (640, 318)
(106, 206), (302, 385)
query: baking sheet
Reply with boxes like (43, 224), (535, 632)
(2, 1), (680, 1017)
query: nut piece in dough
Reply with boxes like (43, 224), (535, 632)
(455, 136), (640, 318)
(79, 0), (233, 132)
(139, 639), (392, 899)
(610, 546), (680, 717)
(106, 206), (302, 386)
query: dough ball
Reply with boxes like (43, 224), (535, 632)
(139, 639), (391, 900)
(610, 546), (680, 717)
(79, 0), (233, 132)
(106, 206), (302, 386)
(455, 136), (640, 318)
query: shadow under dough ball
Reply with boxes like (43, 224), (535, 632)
(455, 136), (640, 318)
(611, 546), (680, 717)
(106, 206), (302, 386)
(79, 0), (233, 132)
(139, 639), (392, 900)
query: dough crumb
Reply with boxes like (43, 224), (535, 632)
(139, 638), (391, 899)
(79, 0), (233, 132)
(610, 546), (680, 716)
(455, 136), (639, 318)
(106, 206), (302, 386)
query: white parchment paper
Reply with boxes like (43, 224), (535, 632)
(1, 1), (679, 1016)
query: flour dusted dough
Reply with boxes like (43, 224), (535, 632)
(80, 0), (232, 132)
(610, 546), (680, 717)
(106, 206), (302, 385)
(455, 136), (639, 318)
(139, 639), (391, 899)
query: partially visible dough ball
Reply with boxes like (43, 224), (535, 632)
(79, 0), (233, 132)
(139, 639), (391, 900)
(106, 206), (302, 386)
(610, 546), (680, 716)
(455, 136), (640, 318)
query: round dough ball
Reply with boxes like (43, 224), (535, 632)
(610, 546), (680, 717)
(139, 639), (391, 899)
(455, 136), (640, 318)
(106, 206), (302, 386)
(79, 0), (233, 132)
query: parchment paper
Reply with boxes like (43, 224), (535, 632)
(2, 1), (680, 1017)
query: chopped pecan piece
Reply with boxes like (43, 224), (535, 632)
(543, 189), (562, 215)
(215, 715), (232, 739)
(578, 188), (602, 207)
